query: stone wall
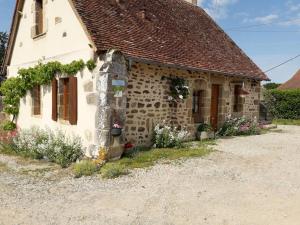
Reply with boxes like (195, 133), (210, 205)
(124, 62), (261, 146)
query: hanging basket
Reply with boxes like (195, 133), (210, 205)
(111, 128), (122, 137)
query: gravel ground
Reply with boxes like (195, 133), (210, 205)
(1, 125), (300, 225)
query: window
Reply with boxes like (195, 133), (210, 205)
(233, 85), (243, 113)
(59, 78), (70, 121)
(52, 77), (77, 125)
(35, 0), (44, 35)
(192, 90), (204, 123)
(32, 85), (41, 115)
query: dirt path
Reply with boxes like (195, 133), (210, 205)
(1, 125), (300, 225)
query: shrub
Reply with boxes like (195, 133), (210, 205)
(2, 121), (17, 131)
(217, 116), (260, 137)
(101, 164), (129, 179)
(197, 123), (213, 133)
(263, 82), (281, 90)
(264, 89), (300, 120)
(12, 127), (83, 167)
(73, 160), (98, 178)
(153, 124), (189, 148)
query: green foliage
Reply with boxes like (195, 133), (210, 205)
(217, 117), (261, 137)
(86, 59), (97, 71)
(273, 119), (300, 126)
(0, 77), (25, 116)
(61, 60), (85, 75)
(0, 59), (95, 119)
(0, 32), (8, 74)
(153, 124), (189, 148)
(2, 121), (16, 131)
(12, 127), (83, 167)
(73, 160), (98, 178)
(264, 89), (300, 119)
(100, 142), (212, 179)
(263, 82), (281, 90)
(101, 164), (129, 179)
(165, 76), (190, 102)
(197, 123), (212, 132)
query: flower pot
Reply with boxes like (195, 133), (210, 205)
(200, 131), (209, 140)
(197, 131), (215, 141)
(111, 128), (122, 137)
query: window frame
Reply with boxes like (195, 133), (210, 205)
(233, 85), (243, 113)
(35, 0), (44, 36)
(192, 90), (204, 123)
(32, 85), (41, 116)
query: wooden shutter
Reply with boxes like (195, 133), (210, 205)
(52, 79), (58, 121)
(69, 77), (78, 125)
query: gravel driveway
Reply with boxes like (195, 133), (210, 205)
(1, 125), (300, 225)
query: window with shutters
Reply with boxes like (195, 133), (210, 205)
(192, 90), (204, 123)
(54, 77), (77, 125)
(233, 85), (243, 113)
(35, 0), (44, 36)
(32, 85), (41, 115)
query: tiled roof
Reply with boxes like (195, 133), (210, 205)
(278, 70), (300, 90)
(72, 0), (269, 80)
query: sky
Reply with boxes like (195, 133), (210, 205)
(1, 0), (300, 83)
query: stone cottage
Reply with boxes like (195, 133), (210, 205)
(2, 0), (269, 158)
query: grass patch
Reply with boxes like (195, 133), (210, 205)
(273, 119), (300, 126)
(73, 160), (99, 178)
(100, 141), (213, 179)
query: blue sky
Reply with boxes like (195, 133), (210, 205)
(1, 0), (300, 83)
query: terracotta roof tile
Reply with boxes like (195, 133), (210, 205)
(278, 70), (300, 90)
(72, 0), (268, 80)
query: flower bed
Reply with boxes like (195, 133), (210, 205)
(217, 116), (261, 137)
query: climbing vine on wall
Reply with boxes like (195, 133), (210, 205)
(163, 76), (190, 102)
(0, 59), (96, 122)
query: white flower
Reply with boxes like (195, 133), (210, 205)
(179, 95), (183, 100)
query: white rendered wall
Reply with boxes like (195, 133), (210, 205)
(7, 0), (98, 153)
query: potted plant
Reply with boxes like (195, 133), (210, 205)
(111, 122), (122, 137)
(197, 123), (214, 141)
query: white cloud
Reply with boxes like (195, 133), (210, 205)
(286, 1), (300, 12)
(253, 14), (279, 24)
(198, 0), (239, 20)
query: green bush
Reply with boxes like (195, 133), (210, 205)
(217, 117), (260, 137)
(101, 164), (129, 179)
(153, 124), (189, 148)
(73, 160), (98, 178)
(12, 127), (83, 167)
(264, 89), (300, 119)
(2, 121), (17, 131)
(197, 123), (212, 133)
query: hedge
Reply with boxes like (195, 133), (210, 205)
(264, 89), (300, 119)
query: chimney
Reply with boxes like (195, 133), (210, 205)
(184, 0), (197, 5)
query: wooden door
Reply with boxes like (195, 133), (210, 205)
(210, 84), (220, 130)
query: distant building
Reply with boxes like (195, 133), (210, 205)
(278, 70), (300, 90)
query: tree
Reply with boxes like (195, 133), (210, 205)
(263, 82), (281, 90)
(0, 32), (9, 76)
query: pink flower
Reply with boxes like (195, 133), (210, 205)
(113, 122), (122, 129)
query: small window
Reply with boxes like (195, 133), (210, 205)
(32, 85), (41, 115)
(233, 85), (243, 113)
(35, 0), (44, 35)
(58, 78), (70, 121)
(192, 90), (204, 123)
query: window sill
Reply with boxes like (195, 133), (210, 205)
(58, 119), (71, 125)
(32, 32), (46, 40)
(32, 114), (42, 119)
